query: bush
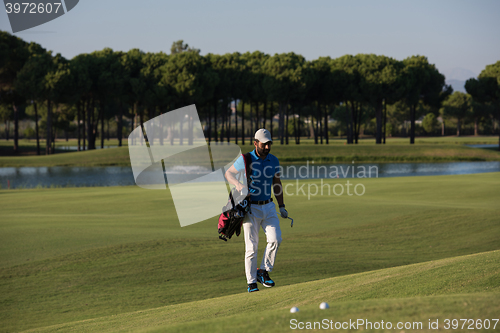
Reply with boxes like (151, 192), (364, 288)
(422, 113), (438, 134)
(386, 123), (394, 137)
(23, 126), (36, 140)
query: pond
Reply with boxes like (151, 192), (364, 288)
(465, 144), (499, 149)
(1, 161), (499, 189)
(56, 145), (119, 151)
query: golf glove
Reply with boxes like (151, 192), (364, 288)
(279, 207), (288, 218)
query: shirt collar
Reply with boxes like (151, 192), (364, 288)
(251, 149), (271, 161)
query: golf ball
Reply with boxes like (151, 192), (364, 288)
(290, 306), (299, 313)
(320, 302), (329, 309)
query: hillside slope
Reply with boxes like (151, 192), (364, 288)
(24, 250), (500, 332)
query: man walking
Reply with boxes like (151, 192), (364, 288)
(225, 128), (288, 293)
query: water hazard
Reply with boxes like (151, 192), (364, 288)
(1, 161), (499, 189)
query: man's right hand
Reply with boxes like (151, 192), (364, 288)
(225, 165), (249, 196)
(279, 207), (288, 218)
(236, 184), (248, 196)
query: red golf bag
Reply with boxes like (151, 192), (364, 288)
(218, 152), (252, 241)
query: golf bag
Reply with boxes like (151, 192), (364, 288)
(218, 153), (252, 242)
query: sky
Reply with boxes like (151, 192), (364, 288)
(1, 0), (499, 80)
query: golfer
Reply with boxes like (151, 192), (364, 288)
(225, 128), (288, 293)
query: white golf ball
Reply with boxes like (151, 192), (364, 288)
(319, 302), (329, 309)
(290, 306), (299, 313)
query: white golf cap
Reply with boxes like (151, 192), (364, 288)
(254, 128), (272, 143)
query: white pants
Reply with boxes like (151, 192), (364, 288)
(243, 202), (282, 284)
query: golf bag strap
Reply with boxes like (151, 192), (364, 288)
(243, 152), (252, 189)
(228, 153), (252, 211)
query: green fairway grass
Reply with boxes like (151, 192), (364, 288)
(1, 173), (499, 332)
(1, 137), (500, 167)
(24, 250), (500, 333)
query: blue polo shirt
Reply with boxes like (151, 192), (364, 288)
(232, 149), (280, 201)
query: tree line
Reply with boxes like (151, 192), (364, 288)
(1, 31), (499, 154)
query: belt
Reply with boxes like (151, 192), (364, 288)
(250, 198), (273, 205)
